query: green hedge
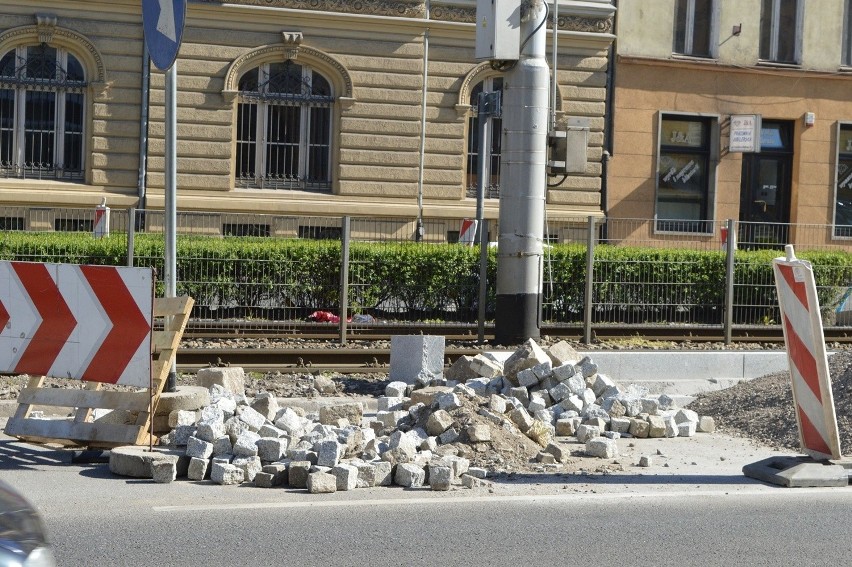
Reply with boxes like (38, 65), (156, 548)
(1, 231), (851, 324)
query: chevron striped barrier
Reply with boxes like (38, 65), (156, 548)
(773, 245), (842, 460)
(0, 261), (153, 388)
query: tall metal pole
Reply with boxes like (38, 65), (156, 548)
(495, 0), (549, 345)
(476, 91), (493, 344)
(415, 0), (430, 241)
(164, 62), (178, 392)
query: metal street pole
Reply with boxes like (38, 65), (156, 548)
(476, 91), (500, 343)
(165, 62), (178, 392)
(495, 0), (549, 345)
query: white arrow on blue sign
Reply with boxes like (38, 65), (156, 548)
(142, 0), (187, 71)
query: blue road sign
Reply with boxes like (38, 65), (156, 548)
(142, 0), (187, 71)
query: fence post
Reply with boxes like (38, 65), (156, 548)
(339, 216), (350, 345)
(477, 219), (489, 344)
(126, 208), (136, 267)
(583, 216), (596, 344)
(724, 218), (736, 344)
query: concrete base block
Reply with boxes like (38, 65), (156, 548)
(197, 367), (246, 396)
(389, 335), (445, 385)
(109, 446), (182, 479)
(154, 387), (211, 434)
(743, 456), (850, 488)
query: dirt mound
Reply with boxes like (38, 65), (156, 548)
(688, 350), (852, 455)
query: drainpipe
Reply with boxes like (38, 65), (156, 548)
(137, 39), (151, 222)
(601, 0), (618, 239)
(415, 0), (430, 241)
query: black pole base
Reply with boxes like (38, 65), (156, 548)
(494, 293), (541, 346)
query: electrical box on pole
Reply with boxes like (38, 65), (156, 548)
(547, 128), (589, 175)
(475, 0), (521, 61)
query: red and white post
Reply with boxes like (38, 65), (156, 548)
(773, 245), (842, 460)
(93, 198), (110, 238)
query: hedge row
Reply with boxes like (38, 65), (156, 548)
(1, 232), (850, 324)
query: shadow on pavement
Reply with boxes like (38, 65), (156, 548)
(489, 471), (758, 486)
(0, 439), (71, 470)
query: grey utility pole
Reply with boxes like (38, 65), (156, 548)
(494, 0), (549, 345)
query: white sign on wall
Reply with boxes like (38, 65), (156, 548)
(730, 114), (762, 153)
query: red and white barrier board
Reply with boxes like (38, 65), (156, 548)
(0, 261), (153, 388)
(459, 218), (478, 246)
(773, 245), (842, 460)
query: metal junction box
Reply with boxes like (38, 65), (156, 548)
(475, 0), (520, 61)
(548, 128), (589, 175)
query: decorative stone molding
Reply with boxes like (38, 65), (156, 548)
(223, 43), (354, 100)
(556, 15), (613, 34)
(281, 31), (303, 59)
(0, 25), (106, 83)
(35, 13), (57, 44)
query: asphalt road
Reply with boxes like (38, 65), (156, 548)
(3, 432), (852, 567)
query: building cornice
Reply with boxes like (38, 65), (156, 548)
(618, 54), (852, 81)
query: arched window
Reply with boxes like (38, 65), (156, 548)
(0, 44), (86, 180)
(466, 76), (503, 199)
(236, 60), (333, 191)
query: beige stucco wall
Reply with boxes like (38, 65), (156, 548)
(618, 0), (847, 71)
(609, 58), (852, 239)
(0, 0), (616, 231)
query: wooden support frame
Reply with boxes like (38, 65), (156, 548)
(4, 296), (194, 448)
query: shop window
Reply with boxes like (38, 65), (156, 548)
(673, 0), (716, 57)
(0, 44), (85, 181)
(759, 0), (801, 64)
(236, 60), (333, 192)
(655, 115), (716, 234)
(222, 223), (270, 237)
(298, 225), (341, 240)
(835, 124), (852, 237)
(466, 77), (503, 199)
(54, 218), (92, 232)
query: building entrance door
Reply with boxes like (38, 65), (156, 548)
(738, 121), (793, 248)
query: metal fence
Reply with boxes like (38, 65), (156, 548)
(3, 206), (852, 341)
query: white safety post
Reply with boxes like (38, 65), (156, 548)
(773, 245), (842, 460)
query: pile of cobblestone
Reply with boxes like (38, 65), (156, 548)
(151, 338), (715, 492)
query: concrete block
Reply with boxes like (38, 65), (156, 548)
(606, 399), (627, 418)
(373, 460), (393, 486)
(445, 355), (479, 382)
(517, 367), (540, 388)
(591, 374), (616, 397)
(288, 461), (312, 488)
(678, 421), (698, 437)
(576, 424), (601, 443)
(467, 467), (487, 479)
(575, 356), (598, 378)
(698, 416), (716, 433)
(257, 438), (289, 462)
(580, 388), (597, 408)
(544, 442), (570, 463)
(440, 455), (469, 478)
(526, 420), (553, 447)
(212, 436), (233, 457)
(582, 416), (607, 430)
(232, 456), (262, 482)
(665, 416), (679, 438)
(168, 409), (198, 429)
(555, 418), (576, 437)
(586, 437), (618, 459)
(438, 428), (460, 445)
(187, 457), (210, 481)
(197, 366), (246, 396)
(461, 474), (493, 489)
(274, 408), (309, 437)
(376, 410), (408, 428)
(566, 374), (586, 395)
(332, 463), (359, 491)
(453, 383), (477, 399)
(435, 392), (462, 411)
(195, 421), (226, 443)
(199, 405), (225, 425)
(170, 425), (196, 446)
(510, 387), (530, 407)
(429, 465), (453, 491)
(238, 406), (268, 432)
(210, 462), (244, 485)
(470, 354), (504, 379)
(186, 436), (214, 459)
(532, 360), (553, 379)
(389, 335), (445, 385)
(386, 381), (410, 397)
(395, 463), (426, 487)
(233, 431), (261, 457)
(639, 455), (653, 467)
(381, 446), (414, 467)
(647, 415), (666, 438)
(377, 396), (406, 412)
(257, 424), (286, 439)
(152, 460), (177, 483)
(534, 409), (556, 426)
(560, 395), (584, 414)
(316, 440), (345, 468)
(253, 472), (276, 488)
(426, 409), (454, 436)
(675, 409), (700, 425)
(503, 339), (550, 385)
(640, 397), (660, 415)
(658, 394), (676, 411)
(465, 378), (490, 397)
(537, 451), (556, 464)
(320, 403), (364, 426)
(508, 407), (534, 433)
(610, 417), (631, 434)
(489, 395), (507, 414)
(552, 363), (577, 382)
(549, 382), (572, 403)
(547, 341), (580, 366)
(628, 419), (650, 438)
(527, 393), (548, 414)
(250, 393), (280, 421)
(262, 463), (289, 486)
(353, 461), (377, 488)
(307, 471), (338, 493)
(224, 418), (248, 443)
(467, 424), (491, 442)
